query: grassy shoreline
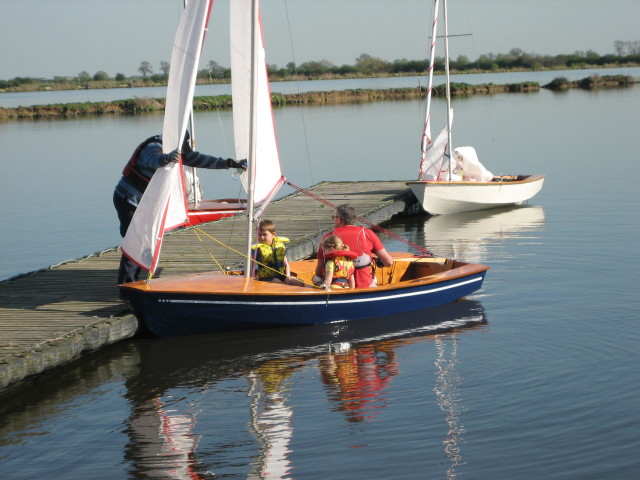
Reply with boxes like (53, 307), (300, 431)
(2, 62), (638, 94)
(0, 74), (635, 122)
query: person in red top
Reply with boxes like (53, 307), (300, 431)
(314, 204), (394, 288)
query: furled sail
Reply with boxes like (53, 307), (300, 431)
(231, 0), (285, 220)
(122, 0), (213, 275)
(422, 110), (455, 180)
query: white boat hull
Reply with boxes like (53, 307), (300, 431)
(406, 175), (545, 215)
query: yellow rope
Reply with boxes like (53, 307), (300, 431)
(191, 227), (317, 287)
(193, 228), (227, 273)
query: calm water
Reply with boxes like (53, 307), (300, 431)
(1, 76), (639, 479)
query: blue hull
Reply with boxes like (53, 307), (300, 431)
(124, 271), (487, 337)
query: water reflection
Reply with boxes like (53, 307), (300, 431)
(390, 205), (545, 263)
(434, 335), (464, 479)
(248, 364), (297, 479)
(319, 342), (399, 423)
(119, 301), (485, 478)
(423, 205), (545, 263)
(126, 396), (203, 479)
(0, 301), (485, 479)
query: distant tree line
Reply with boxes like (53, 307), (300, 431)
(1, 42), (638, 90)
(273, 45), (640, 78)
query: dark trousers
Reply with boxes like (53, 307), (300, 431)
(113, 191), (142, 284)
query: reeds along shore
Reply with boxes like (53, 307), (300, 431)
(0, 74), (635, 121)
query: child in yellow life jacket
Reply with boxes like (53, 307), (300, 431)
(321, 235), (356, 290)
(252, 220), (304, 286)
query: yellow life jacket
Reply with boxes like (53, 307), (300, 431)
(252, 237), (289, 281)
(326, 254), (356, 288)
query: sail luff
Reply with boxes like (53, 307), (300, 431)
(418, 0), (440, 180)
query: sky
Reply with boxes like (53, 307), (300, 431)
(1, 0), (639, 80)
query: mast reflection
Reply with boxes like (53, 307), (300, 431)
(434, 334), (464, 478)
(247, 360), (301, 479)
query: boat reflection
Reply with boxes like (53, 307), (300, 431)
(120, 300), (486, 478)
(247, 362), (297, 479)
(127, 397), (203, 479)
(391, 205), (545, 262)
(424, 205), (545, 262)
(0, 300), (486, 479)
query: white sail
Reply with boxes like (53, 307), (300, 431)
(184, 167), (203, 205)
(122, 0), (212, 274)
(231, 0), (285, 220)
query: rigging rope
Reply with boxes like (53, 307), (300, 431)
(191, 226), (316, 287)
(192, 226), (248, 268)
(193, 228), (227, 272)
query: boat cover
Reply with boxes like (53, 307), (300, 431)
(453, 146), (494, 182)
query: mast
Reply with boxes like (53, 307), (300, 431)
(418, 0), (440, 180)
(443, 0), (453, 181)
(243, 0), (259, 277)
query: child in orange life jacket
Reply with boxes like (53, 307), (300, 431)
(321, 235), (357, 290)
(252, 220), (304, 286)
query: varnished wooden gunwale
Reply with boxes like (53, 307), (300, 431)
(119, 255), (489, 296)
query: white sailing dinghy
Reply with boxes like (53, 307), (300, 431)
(119, 0), (489, 337)
(406, 0), (545, 215)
